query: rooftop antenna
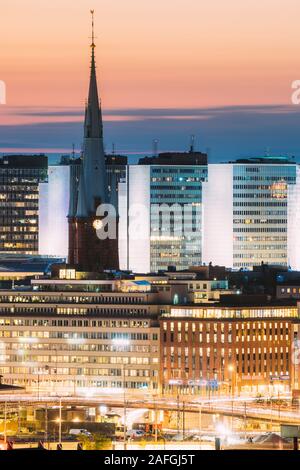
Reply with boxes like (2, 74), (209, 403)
(190, 134), (195, 153)
(152, 139), (159, 157)
(72, 143), (75, 159)
(206, 147), (211, 161)
(112, 143), (116, 155)
(265, 146), (270, 157)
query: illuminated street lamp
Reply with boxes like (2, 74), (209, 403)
(228, 365), (236, 432)
(55, 397), (62, 444)
(228, 364), (236, 397)
(112, 338), (131, 450)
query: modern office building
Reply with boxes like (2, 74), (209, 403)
(0, 272), (299, 397)
(161, 301), (300, 396)
(39, 157), (73, 258)
(106, 154), (127, 213)
(0, 275), (161, 395)
(119, 151), (208, 273)
(0, 154), (48, 255)
(287, 165), (300, 270)
(203, 157), (298, 269)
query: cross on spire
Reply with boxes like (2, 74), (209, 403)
(90, 9), (96, 49)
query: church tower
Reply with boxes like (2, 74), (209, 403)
(68, 11), (119, 272)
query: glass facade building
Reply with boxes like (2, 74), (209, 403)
(119, 152), (208, 273)
(0, 155), (48, 255)
(232, 160), (297, 268)
(150, 164), (207, 271)
(203, 157), (298, 269)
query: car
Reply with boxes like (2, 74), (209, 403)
(126, 429), (145, 439)
(69, 429), (92, 437)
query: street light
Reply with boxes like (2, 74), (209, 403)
(3, 401), (7, 444)
(228, 365), (236, 432)
(228, 364), (236, 397)
(55, 398), (62, 445)
(112, 338), (131, 450)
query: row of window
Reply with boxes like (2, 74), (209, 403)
(233, 210), (287, 216)
(233, 201), (287, 206)
(233, 219), (287, 224)
(0, 307), (150, 316)
(5, 343), (155, 353)
(233, 228), (287, 233)
(163, 332), (289, 343)
(0, 331), (156, 340)
(4, 355), (153, 365)
(0, 318), (151, 328)
(168, 309), (297, 319)
(164, 321), (291, 331)
(1, 295), (147, 304)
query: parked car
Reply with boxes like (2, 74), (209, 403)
(69, 429), (92, 437)
(126, 429), (145, 439)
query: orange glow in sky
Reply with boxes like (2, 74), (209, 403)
(1, 0), (299, 111)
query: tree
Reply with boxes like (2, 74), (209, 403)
(79, 433), (112, 451)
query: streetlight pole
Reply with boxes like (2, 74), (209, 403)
(182, 399), (186, 440)
(122, 364), (127, 450)
(207, 369), (211, 409)
(4, 401), (7, 444)
(45, 404), (48, 446)
(243, 402), (247, 440)
(270, 399), (273, 430)
(199, 404), (202, 441)
(111, 339), (131, 449)
(177, 393), (180, 434)
(154, 396), (158, 443)
(18, 401), (21, 435)
(59, 398), (62, 444)
(228, 365), (235, 432)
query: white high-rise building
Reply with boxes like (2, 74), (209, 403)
(288, 166), (300, 270)
(119, 152), (208, 273)
(203, 157), (299, 269)
(39, 164), (70, 258)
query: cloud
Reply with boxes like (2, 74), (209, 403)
(1, 104), (300, 162)
(5, 103), (300, 119)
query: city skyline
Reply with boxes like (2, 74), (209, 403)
(1, 0), (300, 158)
(1, 3), (300, 453)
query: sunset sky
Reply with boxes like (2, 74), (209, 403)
(1, 0), (300, 158)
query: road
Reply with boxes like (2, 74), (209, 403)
(0, 393), (300, 425)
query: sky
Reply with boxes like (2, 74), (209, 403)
(1, 0), (300, 160)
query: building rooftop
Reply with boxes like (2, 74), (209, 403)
(105, 154), (128, 165)
(138, 151), (207, 166)
(0, 154), (48, 169)
(228, 156), (295, 165)
(0, 255), (65, 274)
(169, 296), (298, 309)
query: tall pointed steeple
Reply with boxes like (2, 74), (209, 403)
(77, 9), (108, 217)
(68, 11), (119, 272)
(84, 10), (103, 140)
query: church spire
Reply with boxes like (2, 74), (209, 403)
(91, 9), (95, 48)
(68, 11), (119, 271)
(84, 9), (103, 140)
(76, 9), (108, 217)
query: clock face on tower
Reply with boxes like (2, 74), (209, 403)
(93, 219), (103, 230)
